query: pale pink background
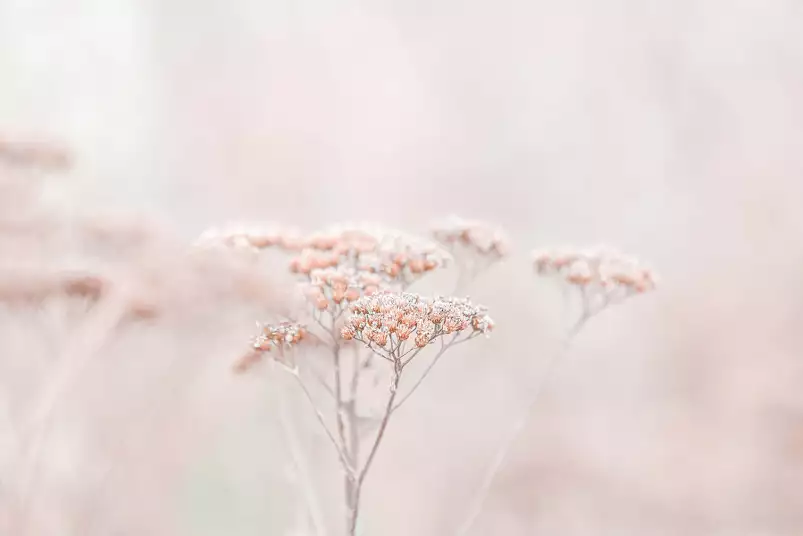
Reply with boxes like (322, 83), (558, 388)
(1, 1), (802, 535)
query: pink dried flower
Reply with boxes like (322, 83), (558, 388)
(235, 321), (309, 372)
(431, 215), (510, 259)
(253, 321), (307, 348)
(341, 324), (356, 340)
(299, 267), (392, 313)
(194, 223), (316, 256)
(0, 269), (108, 305)
(532, 246), (657, 313)
(292, 224), (451, 288)
(343, 291), (493, 353)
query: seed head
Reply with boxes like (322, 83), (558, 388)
(532, 246), (657, 303)
(431, 215), (510, 259)
(235, 321), (309, 373)
(342, 291), (493, 353)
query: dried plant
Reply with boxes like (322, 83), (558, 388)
(209, 220), (497, 535)
(207, 217), (661, 536)
(239, 291), (492, 536)
(0, 140), (287, 535)
(455, 246), (657, 535)
(0, 160), (660, 536)
(533, 246), (658, 320)
(431, 215), (510, 293)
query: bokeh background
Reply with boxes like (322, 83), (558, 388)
(2, 0), (803, 534)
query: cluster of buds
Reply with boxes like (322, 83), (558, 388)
(197, 222), (450, 290)
(234, 321), (308, 373)
(252, 321), (307, 351)
(0, 269), (106, 305)
(358, 237), (448, 288)
(289, 226), (448, 289)
(196, 224), (380, 255)
(341, 291), (493, 352)
(431, 215), (509, 259)
(302, 268), (382, 311)
(307, 226), (379, 255)
(289, 249), (341, 274)
(195, 224), (306, 251)
(305, 225), (446, 259)
(533, 247), (657, 297)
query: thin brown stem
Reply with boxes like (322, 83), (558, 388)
(332, 345), (348, 456)
(346, 357), (402, 536)
(348, 344), (362, 403)
(343, 361), (360, 536)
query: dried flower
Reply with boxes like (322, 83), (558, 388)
(343, 291), (493, 355)
(532, 246), (657, 313)
(358, 234), (449, 288)
(194, 223), (303, 252)
(295, 224), (450, 288)
(431, 215), (510, 259)
(300, 267), (384, 313)
(235, 321), (309, 373)
(289, 250), (341, 274)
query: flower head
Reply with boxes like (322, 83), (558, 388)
(343, 291), (493, 355)
(195, 223), (303, 252)
(301, 267), (383, 311)
(431, 215), (510, 259)
(234, 321), (308, 373)
(532, 246), (657, 307)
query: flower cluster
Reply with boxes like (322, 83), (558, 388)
(289, 249), (342, 274)
(307, 226), (379, 255)
(289, 225), (448, 289)
(197, 222), (449, 290)
(0, 270), (106, 305)
(431, 215), (509, 259)
(252, 321), (307, 351)
(195, 224), (306, 251)
(533, 247), (657, 295)
(341, 291), (493, 352)
(358, 243), (447, 289)
(196, 223), (379, 255)
(234, 321), (308, 373)
(302, 267), (382, 311)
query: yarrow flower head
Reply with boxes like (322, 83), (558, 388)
(289, 249), (342, 275)
(341, 291), (493, 355)
(195, 223), (305, 251)
(252, 320), (307, 350)
(533, 246), (657, 292)
(196, 222), (450, 292)
(357, 234), (449, 288)
(287, 224), (449, 291)
(233, 321), (308, 373)
(301, 267), (383, 311)
(431, 215), (509, 259)
(532, 246), (657, 316)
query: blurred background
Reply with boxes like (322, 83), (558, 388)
(1, 0), (803, 534)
